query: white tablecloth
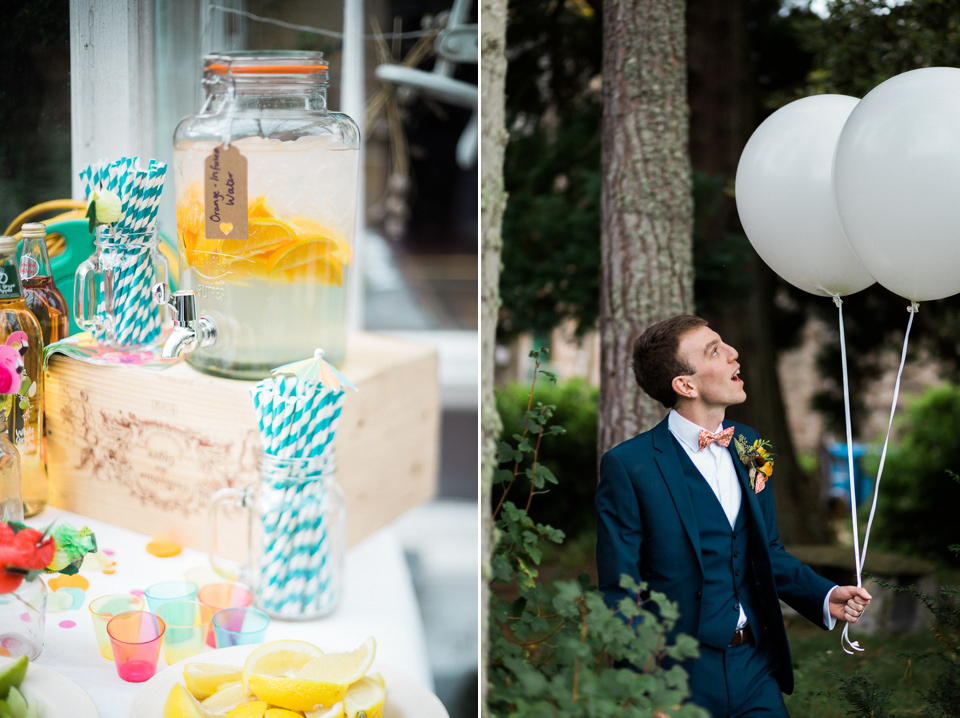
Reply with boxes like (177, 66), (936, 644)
(24, 507), (432, 717)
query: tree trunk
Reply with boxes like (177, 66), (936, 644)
(479, 0), (508, 712)
(598, 0), (694, 454)
(686, 0), (831, 544)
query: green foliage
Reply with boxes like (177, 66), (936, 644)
(797, 0), (960, 100)
(489, 349), (706, 717)
(868, 386), (960, 566)
(833, 672), (895, 718)
(498, 1), (602, 338)
(495, 376), (598, 540)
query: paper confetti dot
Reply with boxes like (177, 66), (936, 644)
(18, 613), (30, 623)
(130, 589), (144, 597)
(103, 549), (115, 556)
(146, 536), (182, 558)
(49, 574), (89, 592)
(48, 588), (86, 613)
(82, 551), (117, 572)
(58, 620), (76, 629)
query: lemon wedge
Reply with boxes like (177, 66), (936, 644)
(163, 683), (206, 718)
(200, 680), (251, 716)
(343, 674), (386, 718)
(183, 663), (242, 701)
(224, 702), (268, 718)
(304, 703), (345, 718)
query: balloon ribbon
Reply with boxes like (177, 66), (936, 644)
(830, 296), (919, 654)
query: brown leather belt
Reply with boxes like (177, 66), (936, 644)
(729, 624), (753, 647)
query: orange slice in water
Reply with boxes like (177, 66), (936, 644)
(282, 257), (344, 286)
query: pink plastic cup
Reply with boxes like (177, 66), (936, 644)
(197, 583), (252, 647)
(106, 611), (166, 682)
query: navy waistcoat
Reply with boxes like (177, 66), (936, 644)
(674, 440), (764, 650)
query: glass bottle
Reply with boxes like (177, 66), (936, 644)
(173, 51), (361, 379)
(0, 574), (46, 659)
(19, 222), (68, 346)
(0, 236), (45, 517)
(0, 410), (22, 523)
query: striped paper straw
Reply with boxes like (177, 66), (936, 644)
(249, 375), (346, 617)
(79, 158), (168, 347)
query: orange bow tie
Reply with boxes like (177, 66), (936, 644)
(698, 426), (734, 451)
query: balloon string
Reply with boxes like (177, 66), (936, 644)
(826, 292), (865, 655)
(831, 298), (918, 654)
(860, 302), (918, 574)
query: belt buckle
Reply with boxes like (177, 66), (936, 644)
(730, 625), (750, 647)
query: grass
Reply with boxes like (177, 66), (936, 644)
(784, 613), (948, 716)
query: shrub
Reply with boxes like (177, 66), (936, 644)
(488, 349), (705, 717)
(495, 376), (598, 541)
(869, 385), (960, 567)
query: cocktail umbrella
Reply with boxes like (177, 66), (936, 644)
(271, 349), (357, 392)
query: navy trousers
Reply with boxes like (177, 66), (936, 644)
(687, 633), (789, 717)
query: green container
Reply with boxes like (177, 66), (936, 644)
(40, 219), (176, 336)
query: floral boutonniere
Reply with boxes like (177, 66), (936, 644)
(733, 434), (775, 493)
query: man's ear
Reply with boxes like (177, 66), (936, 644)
(672, 375), (697, 400)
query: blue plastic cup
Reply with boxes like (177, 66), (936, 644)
(143, 580), (198, 613)
(212, 607), (271, 647)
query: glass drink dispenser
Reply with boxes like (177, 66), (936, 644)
(173, 51), (360, 379)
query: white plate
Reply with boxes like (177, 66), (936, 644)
(0, 655), (99, 718)
(129, 645), (449, 718)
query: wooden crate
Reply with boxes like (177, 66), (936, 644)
(44, 333), (440, 559)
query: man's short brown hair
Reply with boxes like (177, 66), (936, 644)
(632, 315), (708, 408)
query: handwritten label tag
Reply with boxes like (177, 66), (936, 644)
(204, 144), (248, 240)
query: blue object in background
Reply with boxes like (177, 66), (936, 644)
(824, 441), (873, 507)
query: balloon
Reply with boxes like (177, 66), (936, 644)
(834, 67), (960, 302)
(735, 94), (875, 297)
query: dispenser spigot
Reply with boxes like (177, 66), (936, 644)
(153, 283), (218, 358)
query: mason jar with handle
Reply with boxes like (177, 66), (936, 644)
(73, 227), (169, 350)
(174, 51), (361, 379)
(209, 453), (346, 620)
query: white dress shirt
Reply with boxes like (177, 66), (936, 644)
(667, 410), (837, 631)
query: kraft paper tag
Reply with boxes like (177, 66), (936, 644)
(204, 144), (248, 240)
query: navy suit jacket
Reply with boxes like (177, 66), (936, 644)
(595, 416), (834, 694)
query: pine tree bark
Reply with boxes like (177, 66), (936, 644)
(598, 0), (694, 454)
(480, 0), (508, 712)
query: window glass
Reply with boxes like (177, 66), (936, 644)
(0, 3), (72, 233)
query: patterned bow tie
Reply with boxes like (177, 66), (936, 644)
(698, 426), (734, 451)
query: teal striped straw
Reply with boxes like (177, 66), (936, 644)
(249, 376), (346, 616)
(79, 158), (168, 348)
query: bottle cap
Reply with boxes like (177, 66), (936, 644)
(0, 236), (18, 253)
(20, 223), (46, 239)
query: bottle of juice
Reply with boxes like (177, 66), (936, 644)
(0, 410), (22, 522)
(19, 222), (68, 345)
(0, 236), (45, 517)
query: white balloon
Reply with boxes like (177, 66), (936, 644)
(736, 94), (875, 298)
(834, 67), (960, 302)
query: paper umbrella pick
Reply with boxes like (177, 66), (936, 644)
(271, 349), (357, 392)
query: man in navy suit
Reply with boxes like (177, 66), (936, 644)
(595, 315), (871, 717)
